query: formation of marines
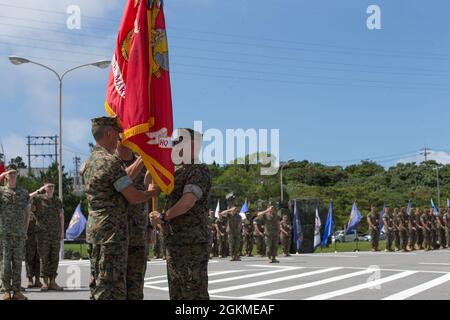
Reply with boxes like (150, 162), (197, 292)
(208, 204), (292, 263)
(367, 206), (450, 252)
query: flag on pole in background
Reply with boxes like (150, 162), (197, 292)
(214, 200), (220, 218)
(292, 201), (302, 252)
(313, 208), (322, 249)
(106, 0), (174, 194)
(321, 201), (334, 247)
(431, 199), (439, 216)
(239, 199), (249, 219)
(379, 201), (386, 233)
(0, 161), (4, 175)
(447, 199), (450, 208)
(66, 203), (87, 240)
(406, 200), (413, 216)
(346, 202), (362, 235)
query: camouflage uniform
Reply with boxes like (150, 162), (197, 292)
(280, 221), (292, 256)
(122, 157), (148, 300)
(216, 215), (228, 258)
(31, 195), (63, 280)
(436, 212), (446, 249)
(420, 213), (432, 251)
(430, 214), (437, 250)
(254, 219), (266, 256)
(153, 226), (162, 258)
(367, 212), (381, 251)
(242, 215), (254, 257)
(393, 212), (401, 251)
(257, 211), (280, 261)
(383, 212), (395, 251)
(445, 211), (450, 248)
(163, 164), (212, 300)
(25, 212), (40, 281)
(408, 213), (418, 250)
(415, 212), (424, 249)
(83, 146), (132, 300)
(0, 186), (29, 292)
(225, 212), (242, 260)
(398, 211), (409, 251)
(208, 216), (218, 257)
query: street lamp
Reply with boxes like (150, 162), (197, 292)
(8, 56), (111, 203)
(433, 166), (443, 207)
(280, 158), (294, 203)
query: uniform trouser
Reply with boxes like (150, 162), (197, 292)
(280, 234), (291, 255)
(255, 235), (265, 256)
(430, 229), (437, 249)
(423, 229), (431, 250)
(166, 243), (210, 300)
(25, 233), (40, 278)
(437, 228), (446, 248)
(399, 229), (409, 250)
(0, 237), (25, 292)
(370, 230), (379, 250)
(408, 229), (417, 249)
(88, 242), (127, 300)
(265, 234), (279, 259)
(228, 233), (241, 258)
(210, 233), (218, 256)
(394, 230), (400, 250)
(446, 228), (450, 247)
(153, 232), (161, 257)
(243, 234), (254, 255)
(239, 236), (244, 255)
(385, 231), (394, 251)
(417, 229), (424, 248)
(37, 237), (60, 278)
(126, 244), (147, 300)
(218, 235), (228, 257)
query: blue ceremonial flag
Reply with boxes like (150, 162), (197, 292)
(406, 200), (413, 216)
(292, 201), (302, 252)
(447, 199), (450, 208)
(379, 201), (386, 233)
(239, 199), (249, 219)
(321, 201), (334, 247)
(313, 208), (322, 249)
(346, 202), (362, 235)
(65, 203), (87, 240)
(431, 199), (439, 216)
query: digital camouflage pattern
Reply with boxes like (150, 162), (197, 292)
(253, 219), (265, 256)
(0, 186), (29, 292)
(398, 211), (409, 251)
(225, 212), (241, 259)
(256, 212), (280, 259)
(408, 213), (418, 250)
(280, 221), (292, 255)
(126, 244), (147, 300)
(420, 213), (432, 250)
(367, 211), (381, 250)
(242, 215), (254, 256)
(25, 214), (40, 279)
(163, 164), (212, 300)
(208, 216), (218, 257)
(383, 212), (395, 251)
(216, 215), (228, 257)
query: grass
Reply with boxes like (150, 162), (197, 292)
(64, 240), (386, 260)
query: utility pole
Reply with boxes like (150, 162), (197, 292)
(26, 136), (58, 176)
(73, 156), (81, 177)
(434, 166), (443, 208)
(420, 147), (431, 162)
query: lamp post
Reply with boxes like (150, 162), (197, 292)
(9, 56), (110, 260)
(280, 158), (294, 203)
(433, 166), (443, 208)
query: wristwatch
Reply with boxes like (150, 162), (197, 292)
(159, 212), (168, 224)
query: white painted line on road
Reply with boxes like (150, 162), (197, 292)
(382, 273), (450, 300)
(144, 275), (167, 281)
(146, 270), (248, 284)
(305, 271), (416, 300)
(245, 264), (301, 270)
(210, 267), (340, 294)
(242, 268), (374, 299)
(419, 263), (450, 266)
(297, 254), (358, 258)
(209, 267), (301, 284)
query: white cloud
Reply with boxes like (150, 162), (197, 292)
(1, 133), (28, 164)
(398, 150), (450, 165)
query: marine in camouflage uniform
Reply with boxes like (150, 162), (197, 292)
(397, 208), (409, 252)
(367, 207), (381, 251)
(83, 117), (159, 300)
(445, 209), (450, 249)
(429, 210), (437, 250)
(392, 208), (401, 251)
(118, 145), (150, 301)
(383, 207), (395, 252)
(151, 128), (212, 300)
(408, 209), (418, 251)
(254, 218), (266, 257)
(420, 210), (433, 251)
(30, 185), (64, 291)
(256, 206), (280, 263)
(0, 168), (30, 300)
(223, 208), (242, 261)
(436, 209), (446, 249)
(153, 225), (162, 258)
(207, 211), (218, 258)
(242, 213), (254, 257)
(279, 215), (292, 256)
(216, 214), (228, 258)
(415, 209), (424, 250)
(25, 205), (41, 288)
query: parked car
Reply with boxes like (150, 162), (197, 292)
(332, 230), (367, 243)
(365, 231), (386, 241)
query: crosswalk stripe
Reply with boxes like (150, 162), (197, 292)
(145, 270), (248, 284)
(305, 271), (416, 300)
(242, 268), (374, 299)
(382, 273), (450, 300)
(209, 267), (301, 284)
(210, 267), (341, 294)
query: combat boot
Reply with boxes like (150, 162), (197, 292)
(40, 277), (49, 292)
(12, 291), (28, 300)
(27, 277), (34, 289)
(271, 258), (280, 263)
(34, 278), (42, 288)
(2, 292), (11, 300)
(49, 278), (64, 291)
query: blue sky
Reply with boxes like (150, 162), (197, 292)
(0, 0), (449, 173)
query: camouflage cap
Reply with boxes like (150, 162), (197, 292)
(91, 116), (122, 133)
(6, 164), (17, 172)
